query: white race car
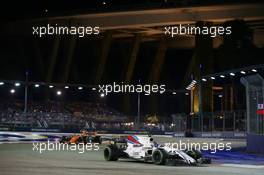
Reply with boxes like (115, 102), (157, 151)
(104, 135), (211, 165)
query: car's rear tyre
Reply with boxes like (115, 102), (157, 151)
(152, 149), (167, 165)
(104, 145), (119, 161)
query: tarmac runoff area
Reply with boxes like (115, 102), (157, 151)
(0, 137), (264, 175)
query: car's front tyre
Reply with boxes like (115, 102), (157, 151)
(104, 145), (119, 161)
(152, 149), (167, 165)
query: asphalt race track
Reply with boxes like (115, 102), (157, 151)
(0, 138), (263, 175)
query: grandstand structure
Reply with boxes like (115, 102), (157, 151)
(0, 100), (127, 132)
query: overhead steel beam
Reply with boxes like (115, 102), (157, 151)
(123, 34), (142, 114)
(23, 3), (264, 28)
(46, 35), (61, 83)
(3, 3), (264, 36)
(62, 35), (77, 83)
(94, 32), (112, 84)
(32, 39), (44, 79)
(148, 37), (167, 114)
(125, 34), (142, 83)
(148, 37), (167, 83)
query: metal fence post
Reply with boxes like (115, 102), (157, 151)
(223, 112), (225, 132)
(233, 112), (236, 132)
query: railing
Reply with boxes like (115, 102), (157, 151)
(202, 110), (246, 132)
(171, 110), (246, 133)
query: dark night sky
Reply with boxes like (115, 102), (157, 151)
(1, 0), (260, 21)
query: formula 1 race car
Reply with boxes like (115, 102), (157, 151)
(104, 135), (211, 165)
(60, 130), (102, 144)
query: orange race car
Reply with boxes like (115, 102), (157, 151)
(60, 130), (102, 144)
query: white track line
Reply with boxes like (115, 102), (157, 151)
(220, 164), (264, 169)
